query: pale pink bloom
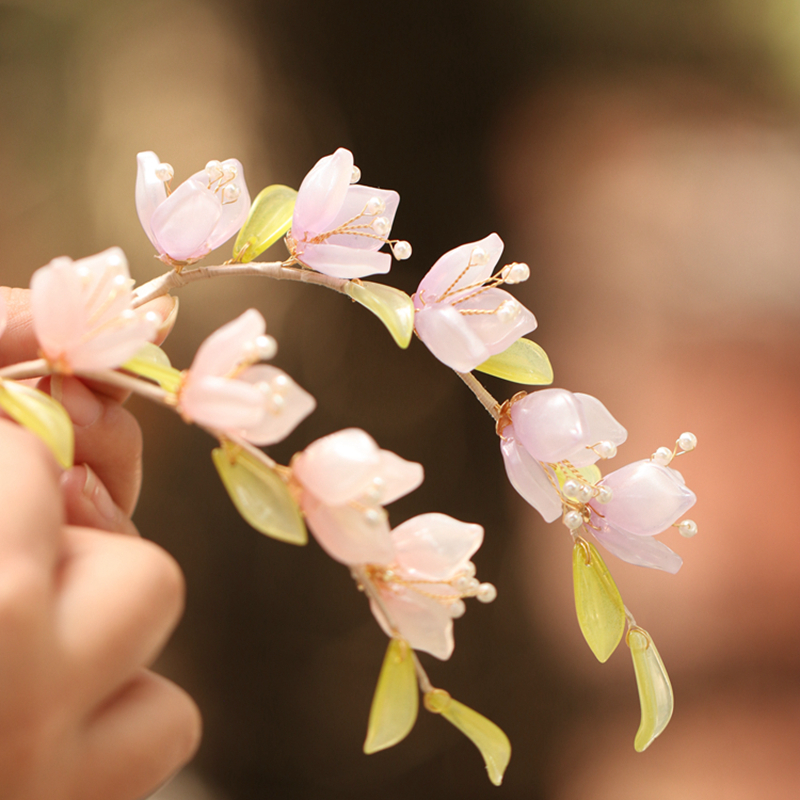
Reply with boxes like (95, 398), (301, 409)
(587, 460), (696, 574)
(29, 248), (159, 372)
(292, 428), (423, 565)
(500, 388), (627, 522)
(136, 151), (250, 265)
(413, 234), (538, 372)
(365, 513), (485, 660)
(178, 309), (315, 444)
(287, 148), (406, 279)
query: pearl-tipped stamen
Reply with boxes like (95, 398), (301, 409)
(223, 184), (241, 203)
(496, 299), (520, 323)
(449, 599), (467, 618)
(562, 479), (582, 501)
(155, 162), (175, 182)
(678, 519), (698, 538)
(392, 240), (412, 260)
(477, 582), (497, 603)
(652, 446), (673, 466)
(595, 440), (617, 459)
(576, 483), (594, 504)
(563, 510), (584, 530)
(350, 165), (361, 184)
(500, 262), (530, 284)
(678, 432), (697, 452)
(595, 485), (613, 504)
(365, 196), (385, 216)
(372, 216), (390, 236)
(470, 246), (489, 266)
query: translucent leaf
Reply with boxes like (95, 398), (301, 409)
(555, 463), (602, 487)
(232, 184), (297, 262)
(573, 538), (625, 663)
(424, 689), (511, 786)
(344, 281), (414, 348)
(212, 443), (307, 544)
(627, 627), (674, 752)
(0, 380), (74, 469)
(363, 638), (419, 754)
(474, 338), (553, 385)
(122, 342), (183, 393)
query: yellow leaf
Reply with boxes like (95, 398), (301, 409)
(212, 443), (307, 545)
(424, 689), (511, 786)
(122, 342), (183, 393)
(363, 639), (419, 754)
(475, 338), (553, 385)
(627, 627), (674, 752)
(0, 380), (74, 469)
(344, 281), (414, 348)
(232, 185), (297, 262)
(555, 463), (602, 487)
(573, 538), (625, 663)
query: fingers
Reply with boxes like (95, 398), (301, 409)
(57, 526), (185, 708)
(0, 287), (37, 366)
(79, 669), (202, 800)
(60, 465), (140, 536)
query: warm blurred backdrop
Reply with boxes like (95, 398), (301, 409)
(2, 0), (800, 798)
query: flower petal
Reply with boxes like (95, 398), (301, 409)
(500, 428), (563, 522)
(296, 242), (392, 279)
(569, 393), (627, 467)
(376, 449), (424, 504)
(292, 148), (353, 236)
(392, 513), (483, 581)
(591, 516), (683, 573)
(414, 304), (490, 372)
(179, 375), (265, 430)
(135, 151), (167, 250)
(324, 186), (400, 250)
(204, 158), (251, 252)
(190, 309), (266, 380)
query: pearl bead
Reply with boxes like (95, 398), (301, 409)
(595, 440), (617, 459)
(501, 262), (530, 284)
(463, 561), (477, 578)
(254, 334), (277, 360)
(270, 394), (285, 410)
(454, 575), (471, 592)
(477, 583), (497, 603)
(365, 196), (385, 216)
(393, 240), (412, 260)
(678, 432), (697, 451)
(156, 162), (175, 181)
(364, 508), (384, 525)
(448, 599), (467, 618)
(562, 479), (581, 501)
(350, 165), (361, 184)
(223, 184), (241, 203)
(204, 160), (222, 178)
(470, 246), (489, 266)
(496, 300), (519, 322)
(222, 164), (237, 181)
(678, 519), (698, 538)
(372, 216), (390, 236)
(576, 484), (594, 504)
(596, 485), (613, 504)
(563, 510), (584, 530)
(652, 446), (673, 466)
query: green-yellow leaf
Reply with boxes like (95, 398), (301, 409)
(232, 184), (297, 262)
(573, 538), (625, 663)
(555, 463), (602, 487)
(212, 444), (307, 545)
(363, 638), (419, 754)
(0, 380), (74, 469)
(424, 689), (511, 786)
(627, 627), (674, 752)
(475, 338), (553, 385)
(344, 281), (415, 348)
(122, 342), (183, 394)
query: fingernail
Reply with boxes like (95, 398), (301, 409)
(55, 376), (102, 427)
(82, 464), (119, 523)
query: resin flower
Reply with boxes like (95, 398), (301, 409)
(586, 460), (696, 574)
(178, 309), (315, 444)
(30, 247), (159, 372)
(136, 151), (250, 266)
(413, 234), (538, 372)
(287, 148), (410, 279)
(499, 388), (627, 522)
(292, 428), (423, 565)
(363, 513), (494, 660)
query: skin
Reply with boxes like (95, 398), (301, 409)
(0, 287), (201, 800)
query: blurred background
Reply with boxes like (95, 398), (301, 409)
(2, 0), (800, 797)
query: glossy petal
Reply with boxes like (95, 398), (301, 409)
(591, 516), (683, 574)
(296, 242), (392, 279)
(500, 429), (562, 522)
(628, 627), (674, 752)
(292, 148), (353, 235)
(451, 287), (537, 354)
(180, 375), (265, 430)
(600, 460), (696, 536)
(325, 186), (399, 250)
(511, 388), (588, 464)
(392, 513), (483, 581)
(204, 159), (250, 252)
(376, 449), (425, 505)
(475, 338), (554, 385)
(363, 639), (419, 754)
(135, 151), (167, 250)
(190, 309), (265, 380)
(414, 304), (489, 372)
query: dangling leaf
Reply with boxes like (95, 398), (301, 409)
(555, 463), (602, 488)
(122, 342), (183, 393)
(627, 627), (674, 752)
(364, 638), (419, 754)
(573, 538), (625, 663)
(232, 184), (297, 263)
(475, 338), (553, 385)
(0, 379), (74, 469)
(344, 281), (414, 348)
(424, 689), (511, 786)
(212, 443), (307, 544)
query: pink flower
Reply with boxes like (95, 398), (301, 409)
(413, 234), (537, 372)
(136, 151), (250, 266)
(499, 388), (627, 522)
(287, 148), (410, 279)
(178, 309), (315, 445)
(587, 460), (696, 574)
(30, 247), (159, 372)
(292, 428), (423, 565)
(365, 513), (492, 660)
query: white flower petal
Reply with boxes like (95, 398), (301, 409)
(591, 517), (683, 574)
(292, 148), (353, 236)
(190, 309), (266, 380)
(414, 304), (490, 372)
(296, 242), (392, 279)
(135, 151), (167, 250)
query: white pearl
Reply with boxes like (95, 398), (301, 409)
(563, 510), (584, 530)
(365, 196), (385, 216)
(678, 519), (698, 538)
(562, 479), (581, 501)
(576, 484), (594, 504)
(156, 162), (175, 181)
(204, 160), (222, 178)
(364, 508), (384, 525)
(596, 485), (613, 504)
(652, 446), (673, 466)
(362, 477), (385, 504)
(463, 561), (477, 578)
(222, 164), (238, 181)
(393, 240), (412, 260)
(470, 246), (489, 266)
(254, 334), (277, 360)
(501, 262), (530, 284)
(678, 432), (697, 451)
(454, 575), (471, 592)
(477, 583), (497, 603)
(496, 299), (519, 323)
(448, 599), (467, 618)
(270, 373), (290, 392)
(595, 440), (617, 459)
(350, 165), (361, 184)
(223, 184), (241, 203)
(372, 216), (390, 236)
(270, 394), (285, 411)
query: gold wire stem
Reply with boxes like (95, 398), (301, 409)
(455, 371), (501, 421)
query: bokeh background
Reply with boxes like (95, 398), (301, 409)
(2, 0), (800, 797)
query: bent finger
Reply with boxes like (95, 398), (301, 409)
(61, 465), (140, 536)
